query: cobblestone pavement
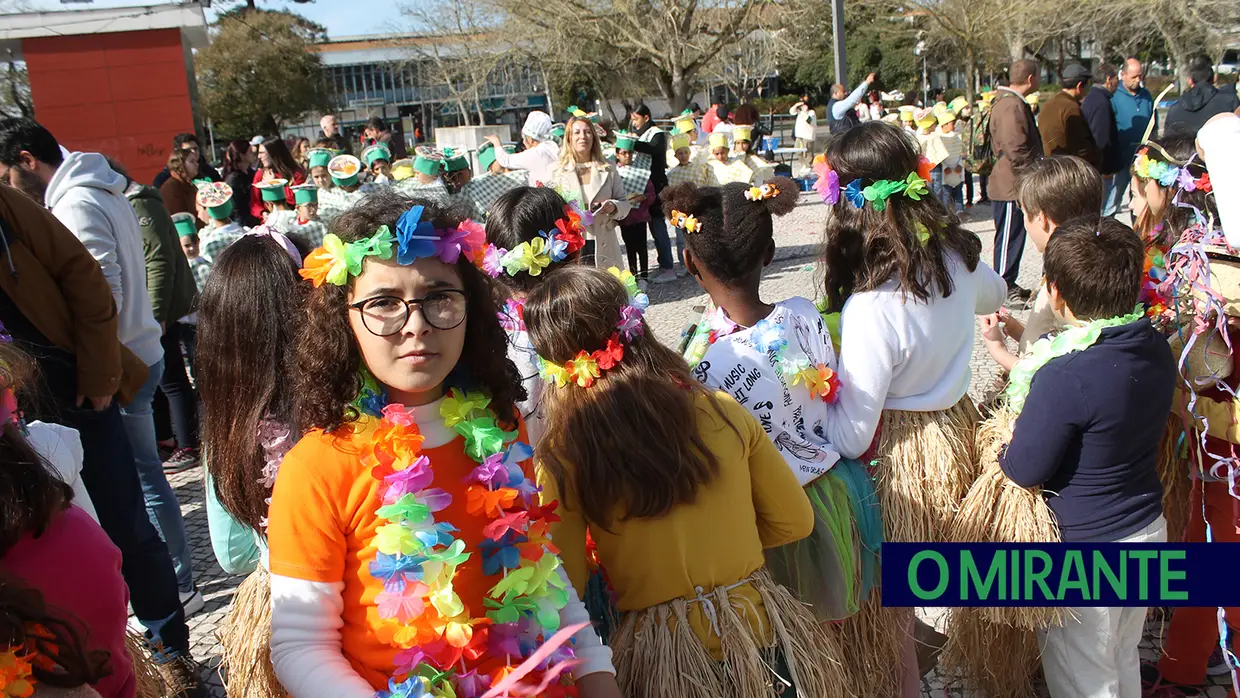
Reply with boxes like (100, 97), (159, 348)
(166, 193), (1233, 696)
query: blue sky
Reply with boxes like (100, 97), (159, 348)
(31, 0), (403, 38)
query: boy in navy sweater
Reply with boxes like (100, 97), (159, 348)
(1000, 217), (1175, 698)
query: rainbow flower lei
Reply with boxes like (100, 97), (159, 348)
(1133, 147), (1212, 192)
(536, 268), (649, 389)
(478, 205), (590, 279)
(363, 389), (578, 698)
(815, 157), (935, 212)
(299, 205), (488, 287)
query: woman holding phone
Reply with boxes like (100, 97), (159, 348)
(545, 115), (631, 267)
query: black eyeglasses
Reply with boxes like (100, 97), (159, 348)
(348, 290), (468, 337)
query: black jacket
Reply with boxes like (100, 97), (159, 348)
(319, 130), (351, 155)
(152, 161), (222, 190)
(999, 319), (1173, 542)
(1166, 83), (1240, 137)
(1081, 86), (1122, 174)
(632, 123), (668, 192)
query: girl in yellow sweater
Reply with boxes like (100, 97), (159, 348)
(525, 264), (855, 698)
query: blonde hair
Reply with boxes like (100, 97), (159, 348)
(556, 116), (607, 170)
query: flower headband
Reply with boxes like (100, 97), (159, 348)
(1133, 146), (1212, 193)
(479, 205), (589, 278)
(298, 205), (486, 287)
(815, 157), (933, 212)
(537, 267), (648, 388)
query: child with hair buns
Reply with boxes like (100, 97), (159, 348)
(666, 175), (881, 630)
(524, 263), (852, 698)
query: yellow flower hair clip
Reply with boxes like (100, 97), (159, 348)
(744, 183), (780, 201)
(670, 210), (701, 233)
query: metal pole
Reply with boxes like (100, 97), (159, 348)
(830, 0), (846, 86)
(922, 55), (929, 105)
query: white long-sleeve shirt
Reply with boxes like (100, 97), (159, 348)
(494, 140), (560, 184)
(823, 252), (1007, 458)
(831, 81), (871, 121)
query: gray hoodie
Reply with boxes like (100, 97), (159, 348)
(44, 151), (163, 367)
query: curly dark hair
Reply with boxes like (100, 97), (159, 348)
(484, 186), (582, 294)
(293, 189), (526, 434)
(820, 121), (982, 313)
(661, 176), (798, 288)
(0, 575), (112, 689)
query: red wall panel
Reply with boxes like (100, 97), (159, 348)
(24, 28), (197, 185)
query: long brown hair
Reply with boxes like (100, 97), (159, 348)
(820, 120), (981, 312)
(261, 137), (303, 182)
(0, 575), (112, 689)
(524, 266), (732, 530)
(197, 235), (308, 532)
(293, 189), (525, 434)
(222, 139), (251, 180)
(556, 116), (607, 169)
(1131, 135), (1218, 247)
(0, 344), (72, 556)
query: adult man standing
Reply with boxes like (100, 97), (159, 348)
(1081, 63), (1124, 215)
(1039, 64), (1101, 169)
(1166, 55), (1240, 136)
(151, 132), (221, 189)
(0, 119), (203, 618)
(0, 175), (204, 695)
(630, 104), (680, 283)
(1110, 58), (1155, 214)
(826, 73), (877, 136)
(318, 114), (351, 155)
(789, 94), (817, 172)
(989, 58), (1043, 303)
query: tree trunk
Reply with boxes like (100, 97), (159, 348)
(669, 75), (692, 115)
(965, 46), (977, 104)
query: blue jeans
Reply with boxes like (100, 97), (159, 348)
(65, 402), (190, 659)
(1103, 174), (1127, 217)
(119, 358), (195, 593)
(649, 215), (675, 271)
(939, 183), (964, 212)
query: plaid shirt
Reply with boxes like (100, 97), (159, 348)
(201, 222), (247, 265)
(666, 162), (711, 187)
(460, 171), (529, 219)
(291, 220), (327, 248)
(394, 179), (450, 203)
(189, 256), (211, 291)
(317, 187), (364, 226)
(616, 163), (652, 199)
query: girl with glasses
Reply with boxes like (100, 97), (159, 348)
(265, 190), (619, 698)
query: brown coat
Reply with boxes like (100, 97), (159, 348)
(1039, 91), (1101, 169)
(987, 89), (1043, 202)
(0, 185), (147, 403)
(158, 173), (198, 217)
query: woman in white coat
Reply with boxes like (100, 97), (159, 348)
(544, 116), (631, 268)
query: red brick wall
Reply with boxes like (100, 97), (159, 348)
(24, 28), (197, 185)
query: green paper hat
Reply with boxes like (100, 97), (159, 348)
(307, 148), (333, 169)
(195, 181), (234, 220)
(550, 123), (566, 139)
(414, 155), (443, 177)
(442, 148), (470, 173)
(291, 184), (318, 205)
(362, 144), (392, 167)
(478, 142), (498, 171)
(171, 212), (197, 238)
(256, 179), (288, 202)
(328, 154), (362, 187)
(614, 131), (637, 151)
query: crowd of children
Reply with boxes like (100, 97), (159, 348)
(3, 103), (1240, 698)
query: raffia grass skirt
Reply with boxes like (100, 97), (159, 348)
(610, 568), (858, 698)
(821, 591), (907, 698)
(124, 631), (163, 698)
(1155, 410), (1191, 544)
(764, 459), (882, 623)
(938, 406), (1060, 698)
(216, 567), (285, 698)
(876, 396), (982, 544)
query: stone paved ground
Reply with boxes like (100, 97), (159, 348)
(166, 193), (1234, 696)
